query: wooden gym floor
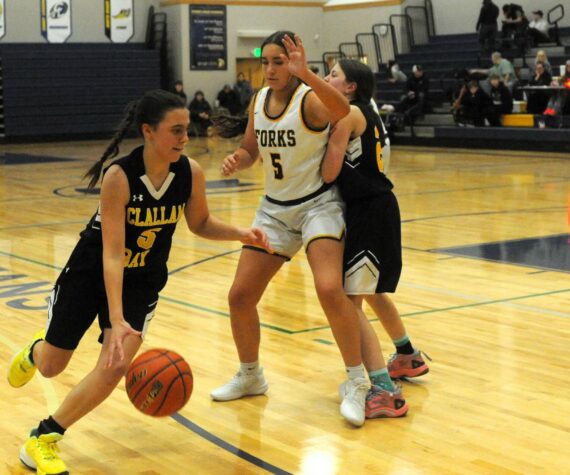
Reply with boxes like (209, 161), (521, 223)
(0, 138), (569, 474)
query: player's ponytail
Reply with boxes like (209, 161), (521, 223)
(84, 89), (186, 189)
(337, 59), (375, 106)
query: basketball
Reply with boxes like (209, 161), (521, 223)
(125, 349), (193, 417)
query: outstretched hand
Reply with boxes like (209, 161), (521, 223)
(106, 320), (142, 368)
(239, 227), (272, 251)
(221, 153), (240, 176)
(281, 34), (308, 78)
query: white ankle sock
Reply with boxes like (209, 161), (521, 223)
(346, 364), (366, 380)
(240, 361), (260, 376)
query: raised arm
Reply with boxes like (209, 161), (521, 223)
(281, 34), (350, 127)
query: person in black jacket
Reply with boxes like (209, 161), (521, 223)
(188, 90), (213, 136)
(488, 74), (512, 125)
(527, 61), (553, 114)
(217, 84), (241, 115)
(455, 80), (495, 126)
(477, 0), (499, 53)
(399, 65), (430, 122)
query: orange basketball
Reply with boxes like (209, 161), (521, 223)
(125, 349), (193, 417)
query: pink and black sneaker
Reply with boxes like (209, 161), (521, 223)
(388, 350), (431, 379)
(365, 384), (408, 419)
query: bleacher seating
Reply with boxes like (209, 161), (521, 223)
(0, 43), (161, 141)
(376, 26), (570, 151)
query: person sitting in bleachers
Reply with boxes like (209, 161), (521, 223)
(171, 80), (188, 107)
(454, 80), (499, 127)
(217, 84), (241, 116)
(533, 50), (552, 75)
(527, 61), (553, 114)
(528, 10), (550, 46)
(188, 90), (213, 137)
(387, 60), (407, 83)
(479, 52), (517, 93)
(399, 65), (429, 123)
(489, 74), (513, 116)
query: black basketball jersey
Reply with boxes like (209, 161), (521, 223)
(80, 146), (192, 281)
(337, 101), (393, 202)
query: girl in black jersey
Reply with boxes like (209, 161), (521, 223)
(8, 89), (268, 475)
(322, 60), (430, 419)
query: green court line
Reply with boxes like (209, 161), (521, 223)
(313, 339), (334, 345)
(2, 250), (569, 336)
(0, 250), (62, 270)
(159, 295), (294, 334)
(291, 287), (570, 334)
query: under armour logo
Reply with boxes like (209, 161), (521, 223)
(132, 194), (143, 202)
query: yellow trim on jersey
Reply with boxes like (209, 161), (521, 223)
(243, 244), (292, 261)
(299, 89), (329, 135)
(305, 226), (346, 249)
(262, 83), (303, 122)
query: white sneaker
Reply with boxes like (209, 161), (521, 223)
(210, 369), (268, 401)
(339, 377), (370, 427)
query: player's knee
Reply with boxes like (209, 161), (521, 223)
(37, 359), (67, 378)
(228, 284), (258, 311)
(100, 361), (129, 386)
(315, 279), (343, 304)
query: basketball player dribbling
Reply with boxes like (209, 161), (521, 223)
(211, 32), (372, 427)
(322, 59), (430, 418)
(7, 89), (269, 475)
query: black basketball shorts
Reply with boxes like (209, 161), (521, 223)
(45, 241), (161, 350)
(343, 191), (402, 295)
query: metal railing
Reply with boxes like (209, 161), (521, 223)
(389, 14), (414, 54)
(356, 33), (382, 72)
(339, 42), (364, 60)
(372, 23), (398, 65)
(146, 7), (169, 89)
(425, 0), (436, 37)
(547, 3), (565, 46)
(405, 6), (430, 45)
(308, 60), (327, 77)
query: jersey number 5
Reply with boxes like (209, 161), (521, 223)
(270, 153), (284, 180)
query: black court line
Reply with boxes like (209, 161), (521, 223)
(169, 249), (241, 275)
(171, 413), (293, 475)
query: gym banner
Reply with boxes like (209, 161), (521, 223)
(105, 0), (133, 43)
(40, 0), (72, 43)
(189, 4), (227, 70)
(0, 0), (6, 40)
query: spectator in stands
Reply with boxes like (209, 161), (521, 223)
(399, 64), (429, 122)
(234, 72), (254, 114)
(527, 61), (553, 114)
(172, 80), (187, 106)
(217, 84), (241, 115)
(489, 73), (513, 117)
(387, 60), (407, 83)
(476, 0), (499, 53)
(528, 10), (550, 46)
(501, 3), (528, 47)
(533, 50), (552, 75)
(309, 65), (320, 76)
(188, 90), (213, 136)
(454, 80), (498, 126)
(486, 52), (516, 92)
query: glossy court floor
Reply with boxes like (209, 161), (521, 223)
(0, 138), (569, 475)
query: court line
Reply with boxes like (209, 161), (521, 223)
(171, 413), (293, 475)
(291, 287), (570, 334)
(168, 249), (241, 275)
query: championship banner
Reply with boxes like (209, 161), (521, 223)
(0, 0), (5, 40)
(189, 5), (227, 71)
(40, 0), (72, 43)
(105, 0), (133, 43)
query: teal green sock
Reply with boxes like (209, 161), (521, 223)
(369, 368), (395, 391)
